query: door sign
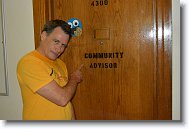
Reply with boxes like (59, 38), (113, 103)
(91, 0), (109, 6)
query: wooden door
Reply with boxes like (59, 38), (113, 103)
(33, 0), (172, 120)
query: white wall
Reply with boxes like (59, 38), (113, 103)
(172, 0), (180, 120)
(0, 0), (34, 120)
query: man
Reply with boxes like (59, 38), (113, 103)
(17, 20), (83, 120)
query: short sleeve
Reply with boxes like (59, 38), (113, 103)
(17, 58), (54, 92)
(57, 59), (68, 76)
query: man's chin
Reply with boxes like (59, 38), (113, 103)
(48, 56), (57, 61)
(49, 53), (58, 60)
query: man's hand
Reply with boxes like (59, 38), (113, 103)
(69, 64), (84, 84)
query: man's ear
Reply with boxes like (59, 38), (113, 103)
(40, 31), (47, 41)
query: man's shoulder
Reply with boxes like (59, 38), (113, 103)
(57, 58), (66, 66)
(23, 50), (43, 59)
(18, 50), (42, 66)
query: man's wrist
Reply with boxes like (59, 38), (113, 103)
(69, 79), (79, 86)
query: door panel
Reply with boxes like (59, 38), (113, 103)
(33, 0), (172, 120)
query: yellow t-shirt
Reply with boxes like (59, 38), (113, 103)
(17, 50), (72, 120)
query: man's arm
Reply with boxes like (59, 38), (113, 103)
(36, 65), (83, 107)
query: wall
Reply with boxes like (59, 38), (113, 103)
(172, 0), (180, 120)
(0, 0), (34, 120)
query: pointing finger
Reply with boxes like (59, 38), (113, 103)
(78, 64), (84, 70)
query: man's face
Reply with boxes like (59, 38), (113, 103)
(40, 27), (70, 61)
